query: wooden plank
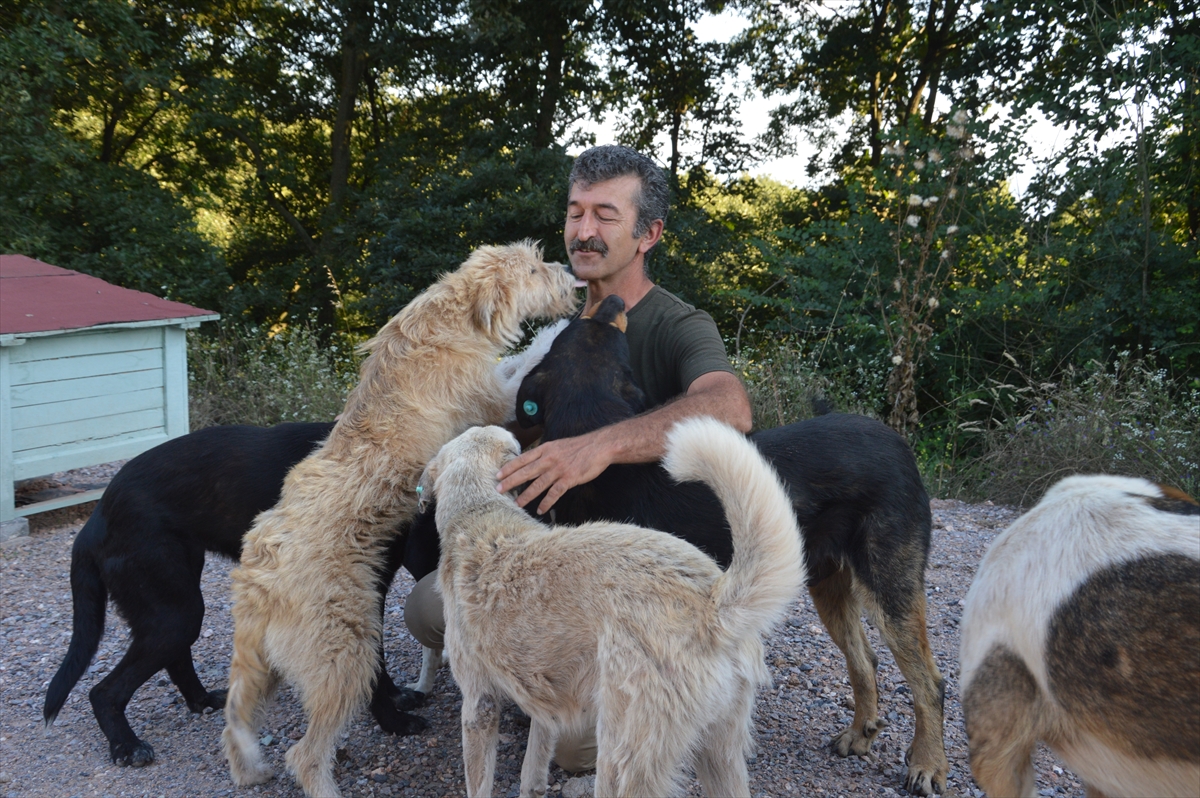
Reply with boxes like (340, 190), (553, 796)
(13, 488), (106, 518)
(1, 346), (14, 522)
(11, 387), (163, 431)
(9, 348), (163, 386)
(8, 328), (161, 364)
(12, 433), (168, 480)
(163, 327), (189, 437)
(10, 368), (162, 407)
(12, 407), (164, 453)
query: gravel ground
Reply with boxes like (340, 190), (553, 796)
(1, 474), (1087, 798)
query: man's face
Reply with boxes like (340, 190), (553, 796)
(564, 174), (650, 282)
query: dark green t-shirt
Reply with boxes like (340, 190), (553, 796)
(624, 285), (737, 409)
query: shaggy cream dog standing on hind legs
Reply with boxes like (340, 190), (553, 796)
(221, 242), (577, 798)
(422, 417), (805, 798)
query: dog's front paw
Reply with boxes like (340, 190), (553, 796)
(902, 745), (948, 796)
(185, 689), (227, 713)
(373, 707), (430, 736)
(389, 686), (427, 711)
(111, 739), (155, 767)
(831, 717), (885, 758)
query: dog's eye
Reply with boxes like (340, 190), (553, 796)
(530, 267), (536, 274)
(523, 400), (538, 416)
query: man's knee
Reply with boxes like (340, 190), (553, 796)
(403, 573), (445, 649)
(553, 724), (597, 773)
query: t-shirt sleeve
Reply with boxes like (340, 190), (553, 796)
(666, 307), (738, 392)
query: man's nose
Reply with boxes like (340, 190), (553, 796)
(575, 211), (600, 240)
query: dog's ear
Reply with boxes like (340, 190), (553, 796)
(417, 457), (440, 510)
(472, 271), (515, 338)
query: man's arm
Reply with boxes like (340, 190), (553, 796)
(495, 370), (751, 515)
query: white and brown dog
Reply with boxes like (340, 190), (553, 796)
(422, 417), (805, 798)
(960, 475), (1199, 798)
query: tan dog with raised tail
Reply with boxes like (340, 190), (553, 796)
(422, 417), (805, 797)
(221, 242), (577, 798)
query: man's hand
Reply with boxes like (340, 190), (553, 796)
(496, 431), (613, 515)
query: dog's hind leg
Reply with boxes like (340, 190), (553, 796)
(222, 614), (275, 787)
(518, 717), (556, 798)
(694, 682), (754, 798)
(283, 637), (379, 798)
(88, 637), (173, 767)
(961, 647), (1041, 798)
(871, 583), (947, 795)
(460, 691), (500, 798)
(809, 567), (885, 759)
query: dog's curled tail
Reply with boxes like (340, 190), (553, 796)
(663, 417), (805, 637)
(43, 510), (109, 731)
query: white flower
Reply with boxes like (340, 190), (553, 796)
(940, 249), (951, 260)
(884, 142), (906, 157)
(947, 225), (959, 234)
(947, 187), (958, 199)
(929, 149), (943, 164)
(893, 279), (902, 292)
(953, 109), (968, 124)
(947, 124), (965, 140)
(908, 194), (923, 207)
(914, 158), (926, 171)
(905, 215), (920, 228)
(923, 195), (939, 207)
(892, 355), (904, 365)
(928, 297), (940, 309)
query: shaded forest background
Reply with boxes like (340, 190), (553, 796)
(2, 0), (1197, 501)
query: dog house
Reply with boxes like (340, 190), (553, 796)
(0, 255), (218, 532)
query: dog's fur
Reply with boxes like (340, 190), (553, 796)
(424, 418), (804, 797)
(221, 242), (577, 798)
(41, 422), (429, 768)
(960, 475), (1200, 798)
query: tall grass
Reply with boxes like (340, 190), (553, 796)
(733, 339), (888, 428)
(948, 353), (1200, 505)
(188, 323), (364, 429)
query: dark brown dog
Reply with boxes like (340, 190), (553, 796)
(406, 296), (948, 794)
(513, 295), (948, 795)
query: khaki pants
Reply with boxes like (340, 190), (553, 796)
(404, 572), (597, 772)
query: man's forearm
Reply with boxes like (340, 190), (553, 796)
(598, 371), (752, 465)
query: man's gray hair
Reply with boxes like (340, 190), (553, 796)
(568, 145), (670, 238)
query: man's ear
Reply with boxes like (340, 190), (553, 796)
(637, 218), (664, 254)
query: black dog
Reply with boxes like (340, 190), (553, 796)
(406, 295), (948, 795)
(43, 422), (425, 768)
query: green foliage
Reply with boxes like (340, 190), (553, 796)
(187, 323), (364, 429)
(734, 336), (888, 429)
(0, 0), (229, 309)
(947, 352), (1200, 505)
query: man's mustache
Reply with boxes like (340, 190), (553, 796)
(569, 237), (608, 256)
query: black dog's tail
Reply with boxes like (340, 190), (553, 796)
(43, 509), (108, 730)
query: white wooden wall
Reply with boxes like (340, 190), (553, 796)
(1, 322), (199, 522)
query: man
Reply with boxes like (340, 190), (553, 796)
(404, 144), (752, 771)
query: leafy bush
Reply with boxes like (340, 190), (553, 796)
(734, 336), (888, 429)
(949, 352), (1200, 505)
(188, 323), (363, 430)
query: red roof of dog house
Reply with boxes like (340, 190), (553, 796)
(0, 255), (217, 335)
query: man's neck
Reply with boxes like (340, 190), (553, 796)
(583, 267), (655, 316)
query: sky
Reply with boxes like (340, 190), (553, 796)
(578, 9), (1072, 200)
